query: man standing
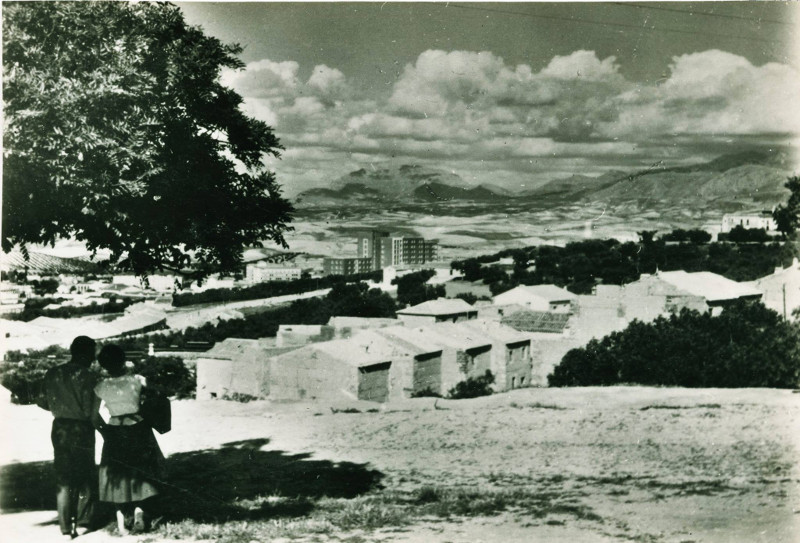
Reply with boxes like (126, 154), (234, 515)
(37, 336), (104, 538)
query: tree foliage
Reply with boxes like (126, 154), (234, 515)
(659, 228), (712, 244)
(718, 225), (770, 243)
(773, 176), (800, 239)
(548, 302), (800, 388)
(3, 2), (293, 278)
(393, 269), (445, 307)
(451, 238), (797, 293)
(171, 270), (382, 307)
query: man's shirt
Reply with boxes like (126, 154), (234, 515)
(39, 362), (98, 422)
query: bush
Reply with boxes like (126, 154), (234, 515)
(548, 301), (800, 388)
(1, 349), (194, 403)
(8, 297), (136, 321)
(718, 225), (771, 243)
(0, 347), (75, 404)
(221, 391), (259, 403)
(410, 387), (441, 398)
(447, 370), (495, 399)
(133, 356), (195, 399)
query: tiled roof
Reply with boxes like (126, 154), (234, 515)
(501, 311), (571, 333)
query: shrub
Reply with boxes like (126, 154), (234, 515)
(447, 370), (495, 399)
(221, 391), (260, 403)
(410, 387), (441, 398)
(719, 225), (771, 243)
(548, 301), (800, 388)
(0, 347), (75, 404)
(133, 356), (195, 399)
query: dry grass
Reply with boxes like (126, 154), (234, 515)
(148, 485), (607, 541)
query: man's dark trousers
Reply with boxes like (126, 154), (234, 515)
(51, 419), (97, 534)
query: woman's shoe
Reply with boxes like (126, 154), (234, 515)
(116, 510), (129, 536)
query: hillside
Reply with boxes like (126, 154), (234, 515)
(2, 388), (797, 542)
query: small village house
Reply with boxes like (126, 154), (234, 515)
(492, 284), (577, 313)
(375, 326), (450, 396)
(195, 338), (298, 400)
(721, 211), (777, 233)
(396, 297), (478, 326)
(745, 258), (800, 319)
(626, 271), (762, 316)
(269, 333), (412, 402)
(456, 320), (533, 390)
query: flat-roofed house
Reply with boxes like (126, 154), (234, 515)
(269, 332), (412, 402)
(456, 320), (533, 390)
(745, 258), (799, 320)
(492, 285), (577, 313)
(626, 271), (762, 316)
(396, 298), (477, 326)
(376, 326), (449, 396)
(195, 338), (299, 400)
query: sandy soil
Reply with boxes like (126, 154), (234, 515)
(2, 387), (799, 542)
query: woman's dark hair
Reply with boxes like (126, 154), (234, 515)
(98, 345), (127, 376)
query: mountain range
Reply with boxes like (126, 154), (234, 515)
(294, 151), (793, 210)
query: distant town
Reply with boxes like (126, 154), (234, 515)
(2, 213), (797, 404)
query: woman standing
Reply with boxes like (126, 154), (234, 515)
(95, 345), (164, 535)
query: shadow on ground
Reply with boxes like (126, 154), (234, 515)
(1, 438), (384, 524)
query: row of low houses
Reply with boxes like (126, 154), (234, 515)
(197, 318), (535, 403)
(196, 263), (800, 404)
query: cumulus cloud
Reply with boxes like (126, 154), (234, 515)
(600, 50), (800, 138)
(540, 50), (622, 81)
(221, 59), (300, 99)
(307, 64), (348, 104)
(221, 49), (798, 192)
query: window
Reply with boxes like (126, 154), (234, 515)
(511, 376), (516, 388)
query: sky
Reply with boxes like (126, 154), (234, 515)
(178, 2), (800, 196)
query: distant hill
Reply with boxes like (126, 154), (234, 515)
(295, 151), (793, 210)
(296, 164), (505, 205)
(413, 182), (509, 202)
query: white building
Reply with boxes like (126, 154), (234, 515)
(721, 212), (777, 233)
(492, 285), (577, 313)
(245, 261), (302, 283)
(745, 258), (800, 320)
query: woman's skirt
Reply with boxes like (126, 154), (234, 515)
(99, 421), (164, 503)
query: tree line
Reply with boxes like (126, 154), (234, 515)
(172, 270), (382, 307)
(452, 230), (798, 295)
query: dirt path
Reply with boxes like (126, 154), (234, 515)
(2, 387), (799, 542)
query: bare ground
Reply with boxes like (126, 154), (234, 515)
(2, 387), (799, 542)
